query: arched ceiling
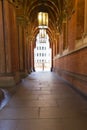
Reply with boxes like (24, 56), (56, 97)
(11, 0), (75, 43)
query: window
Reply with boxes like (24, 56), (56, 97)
(42, 53), (44, 56)
(42, 47), (44, 50)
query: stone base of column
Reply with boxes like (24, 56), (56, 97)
(28, 69), (32, 74)
(0, 89), (4, 102)
(83, 33), (87, 44)
(0, 72), (21, 87)
(20, 71), (28, 79)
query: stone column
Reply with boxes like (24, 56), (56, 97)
(23, 28), (29, 75)
(62, 19), (68, 50)
(55, 37), (57, 55)
(28, 42), (32, 73)
(84, 0), (87, 34)
(17, 19), (29, 78)
(3, 0), (12, 73)
(56, 33), (60, 55)
(57, 34), (59, 54)
(0, 0), (5, 73)
(30, 40), (35, 72)
(51, 41), (53, 71)
(0, 0), (20, 87)
(27, 42), (30, 73)
(30, 41), (33, 71)
(18, 24), (24, 71)
(53, 42), (55, 57)
(17, 24), (28, 78)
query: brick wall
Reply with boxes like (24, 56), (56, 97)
(54, 47), (87, 95)
(55, 47), (87, 75)
(53, 0), (87, 95)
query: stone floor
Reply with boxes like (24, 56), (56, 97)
(0, 72), (87, 130)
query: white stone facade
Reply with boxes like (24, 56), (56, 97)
(34, 34), (51, 71)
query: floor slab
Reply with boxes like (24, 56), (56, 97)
(0, 72), (87, 130)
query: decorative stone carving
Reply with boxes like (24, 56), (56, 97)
(56, 0), (75, 33)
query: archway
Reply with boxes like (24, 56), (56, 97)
(34, 33), (52, 72)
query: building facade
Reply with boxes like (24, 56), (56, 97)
(34, 34), (51, 71)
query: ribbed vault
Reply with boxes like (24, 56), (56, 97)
(11, 0), (75, 45)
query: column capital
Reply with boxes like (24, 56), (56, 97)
(0, 0), (12, 2)
(17, 16), (29, 26)
(5, 0), (13, 3)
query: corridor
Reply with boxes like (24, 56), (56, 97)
(0, 72), (87, 130)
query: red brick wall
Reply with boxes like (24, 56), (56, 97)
(53, 0), (87, 95)
(55, 47), (87, 75)
(54, 47), (87, 94)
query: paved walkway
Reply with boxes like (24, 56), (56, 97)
(0, 72), (87, 130)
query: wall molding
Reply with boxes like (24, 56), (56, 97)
(75, 34), (87, 49)
(55, 69), (87, 97)
(54, 35), (87, 60)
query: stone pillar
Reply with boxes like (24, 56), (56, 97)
(0, 0), (5, 73)
(27, 42), (31, 73)
(30, 42), (32, 71)
(57, 34), (59, 54)
(55, 39), (57, 55)
(23, 28), (29, 75)
(51, 41), (53, 71)
(18, 24), (24, 71)
(17, 24), (28, 78)
(28, 42), (32, 73)
(53, 42), (55, 57)
(23, 28), (26, 72)
(59, 32), (63, 55)
(30, 41), (34, 71)
(84, 0), (87, 34)
(0, 0), (20, 87)
(76, 0), (84, 39)
(62, 19), (68, 50)
(3, 0), (12, 73)
(56, 33), (60, 55)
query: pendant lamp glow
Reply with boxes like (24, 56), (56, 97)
(38, 12), (48, 28)
(39, 29), (46, 38)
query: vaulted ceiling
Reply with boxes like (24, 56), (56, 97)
(11, 0), (75, 42)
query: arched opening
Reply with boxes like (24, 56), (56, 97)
(34, 32), (52, 72)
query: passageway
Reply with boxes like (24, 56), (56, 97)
(0, 0), (87, 129)
(0, 72), (87, 130)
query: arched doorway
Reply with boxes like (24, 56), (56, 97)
(34, 33), (52, 72)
